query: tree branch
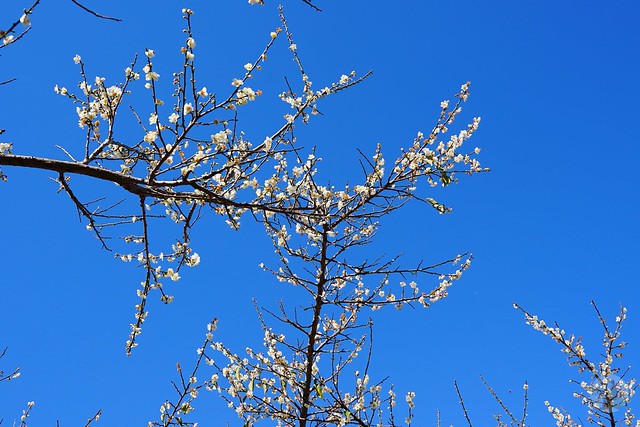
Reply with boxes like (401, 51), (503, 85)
(69, 0), (122, 22)
(0, 154), (148, 194)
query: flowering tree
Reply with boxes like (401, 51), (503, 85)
(2, 2), (634, 427)
(0, 2), (485, 425)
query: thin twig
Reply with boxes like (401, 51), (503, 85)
(300, 0), (322, 12)
(69, 0), (122, 22)
(520, 381), (529, 427)
(84, 410), (101, 427)
(481, 375), (522, 427)
(454, 380), (473, 427)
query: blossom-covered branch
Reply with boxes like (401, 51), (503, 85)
(0, 347), (20, 383)
(515, 302), (637, 427)
(0, 0), (39, 52)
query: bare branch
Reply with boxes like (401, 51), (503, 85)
(69, 0), (122, 22)
(300, 0), (322, 12)
(454, 380), (474, 427)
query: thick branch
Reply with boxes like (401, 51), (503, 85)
(0, 155), (329, 222)
(0, 154), (148, 194)
(299, 227), (329, 427)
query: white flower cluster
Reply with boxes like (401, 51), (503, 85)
(55, 75), (124, 129)
(545, 401), (581, 427)
(206, 329), (306, 423)
(0, 143), (12, 155)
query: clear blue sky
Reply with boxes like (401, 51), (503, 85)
(1, 1), (639, 426)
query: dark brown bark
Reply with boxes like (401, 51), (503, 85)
(0, 154), (147, 195)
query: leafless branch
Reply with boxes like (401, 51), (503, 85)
(454, 380), (474, 427)
(69, 0), (122, 22)
(480, 375), (526, 427)
(300, 0), (322, 12)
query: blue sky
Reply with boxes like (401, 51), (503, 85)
(1, 1), (639, 426)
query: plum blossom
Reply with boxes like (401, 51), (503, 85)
(143, 64), (159, 81)
(0, 143), (12, 155)
(197, 87), (208, 97)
